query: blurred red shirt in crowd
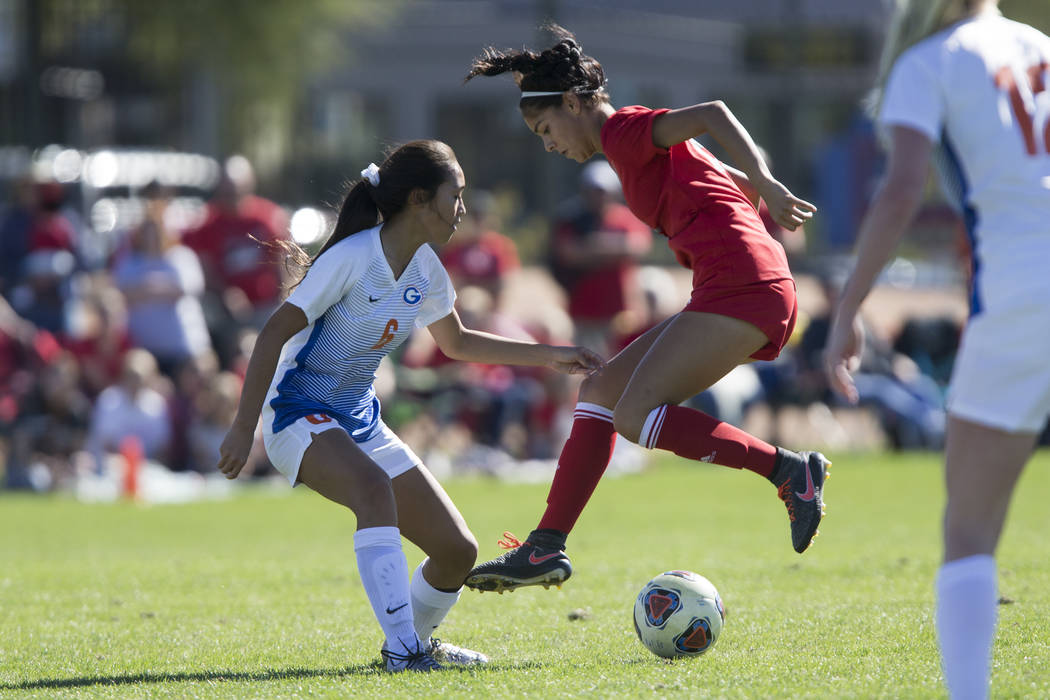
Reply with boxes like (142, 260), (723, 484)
(182, 158), (288, 310)
(549, 161), (651, 323)
(27, 182), (76, 253)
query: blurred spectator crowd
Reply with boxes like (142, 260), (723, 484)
(2, 148), (1019, 497)
(1, 152), (282, 492)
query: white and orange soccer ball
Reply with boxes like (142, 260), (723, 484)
(633, 570), (725, 659)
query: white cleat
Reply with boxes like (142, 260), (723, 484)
(427, 638), (490, 666)
(381, 639), (443, 672)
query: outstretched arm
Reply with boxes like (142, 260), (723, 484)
(825, 126), (932, 403)
(428, 309), (603, 375)
(652, 101), (816, 229)
(217, 302), (307, 478)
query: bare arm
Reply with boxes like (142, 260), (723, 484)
(427, 308), (603, 374)
(720, 161), (760, 210)
(825, 126), (932, 403)
(217, 302), (307, 478)
(651, 101), (816, 229)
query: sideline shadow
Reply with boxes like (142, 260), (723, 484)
(0, 663), (381, 691)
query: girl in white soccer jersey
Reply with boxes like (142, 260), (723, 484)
(216, 140), (602, 672)
(825, 2), (1050, 698)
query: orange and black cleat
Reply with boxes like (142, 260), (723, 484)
(464, 531), (573, 593)
(773, 449), (830, 553)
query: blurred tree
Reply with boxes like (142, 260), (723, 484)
(34, 0), (401, 176)
(1002, 0), (1050, 32)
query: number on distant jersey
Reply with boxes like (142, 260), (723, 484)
(994, 61), (1050, 155)
(371, 319), (398, 350)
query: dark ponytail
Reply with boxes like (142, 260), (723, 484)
(315, 180), (380, 259)
(465, 23), (607, 113)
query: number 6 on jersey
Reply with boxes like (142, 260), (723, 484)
(371, 319), (398, 350)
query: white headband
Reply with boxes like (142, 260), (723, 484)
(520, 90), (565, 99)
(360, 162), (380, 187)
(520, 86), (604, 100)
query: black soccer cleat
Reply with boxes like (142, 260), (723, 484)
(773, 450), (830, 553)
(464, 532), (573, 593)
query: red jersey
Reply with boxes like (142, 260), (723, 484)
(553, 202), (650, 321)
(183, 210), (284, 305)
(28, 214), (76, 252)
(600, 105), (791, 288)
(440, 230), (520, 287)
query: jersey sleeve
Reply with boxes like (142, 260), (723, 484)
(879, 49), (944, 143)
(416, 251), (457, 328)
(600, 106), (670, 170)
(284, 239), (363, 324)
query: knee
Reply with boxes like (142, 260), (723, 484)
(434, 530), (479, 576)
(578, 370), (615, 407)
(457, 532), (480, 570)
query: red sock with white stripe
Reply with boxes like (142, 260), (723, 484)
(638, 404), (777, 478)
(536, 402), (617, 535)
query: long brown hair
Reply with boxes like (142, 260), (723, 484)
(280, 139), (459, 286)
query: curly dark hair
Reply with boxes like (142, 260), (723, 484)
(465, 23), (608, 113)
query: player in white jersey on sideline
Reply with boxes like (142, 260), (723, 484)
(825, 2), (1050, 698)
(216, 140), (603, 672)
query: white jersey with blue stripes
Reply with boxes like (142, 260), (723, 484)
(879, 9), (1050, 313)
(266, 225), (455, 441)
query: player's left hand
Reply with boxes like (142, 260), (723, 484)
(757, 177), (817, 231)
(547, 345), (605, 375)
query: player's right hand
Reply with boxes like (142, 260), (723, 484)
(217, 425), (254, 480)
(547, 345), (605, 375)
(824, 314), (864, 405)
(757, 177), (816, 231)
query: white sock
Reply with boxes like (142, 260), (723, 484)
(638, 405), (667, 449)
(410, 559), (461, 642)
(353, 526), (419, 652)
(936, 554), (997, 700)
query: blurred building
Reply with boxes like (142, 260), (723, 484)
(0, 1), (888, 239)
(3, 1), (1047, 251)
(315, 0), (889, 220)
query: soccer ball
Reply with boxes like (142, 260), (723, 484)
(633, 570), (725, 659)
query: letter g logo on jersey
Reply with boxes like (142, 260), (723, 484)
(403, 287), (422, 305)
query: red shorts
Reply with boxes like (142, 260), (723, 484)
(682, 278), (797, 361)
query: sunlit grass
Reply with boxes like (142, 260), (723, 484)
(2, 451), (1048, 698)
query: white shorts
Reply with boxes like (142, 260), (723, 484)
(261, 407), (422, 486)
(946, 298), (1050, 433)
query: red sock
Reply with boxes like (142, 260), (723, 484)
(537, 402), (617, 534)
(641, 404), (777, 478)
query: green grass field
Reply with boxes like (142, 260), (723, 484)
(2, 451), (1049, 699)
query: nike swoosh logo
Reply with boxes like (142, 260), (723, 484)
(369, 296), (380, 302)
(528, 550), (562, 565)
(795, 462), (816, 502)
(385, 602), (408, 614)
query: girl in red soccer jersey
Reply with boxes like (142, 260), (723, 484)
(463, 25), (829, 593)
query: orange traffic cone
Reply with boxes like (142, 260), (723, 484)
(120, 436), (142, 500)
